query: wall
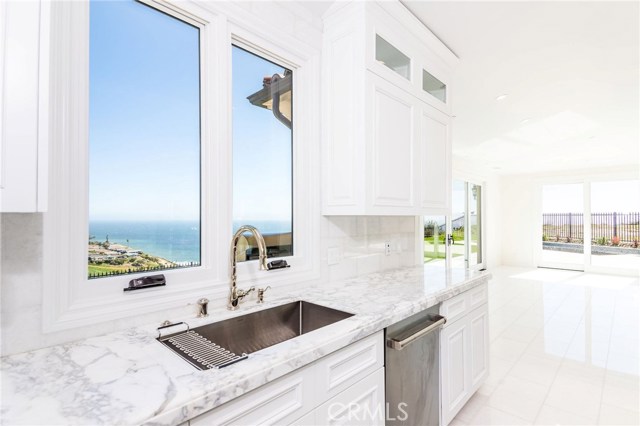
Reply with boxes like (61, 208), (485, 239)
(320, 216), (417, 283)
(498, 175), (538, 267)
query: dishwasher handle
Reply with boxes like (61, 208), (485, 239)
(387, 315), (446, 350)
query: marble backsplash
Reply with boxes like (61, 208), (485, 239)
(0, 214), (417, 356)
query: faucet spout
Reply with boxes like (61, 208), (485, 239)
(228, 225), (268, 310)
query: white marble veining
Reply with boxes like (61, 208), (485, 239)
(0, 265), (490, 425)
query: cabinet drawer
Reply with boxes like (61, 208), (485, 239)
(191, 369), (314, 426)
(468, 283), (488, 311)
(315, 331), (384, 402)
(441, 283), (488, 326)
(441, 293), (467, 325)
(315, 368), (386, 426)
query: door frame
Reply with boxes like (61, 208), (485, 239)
(416, 178), (486, 271)
(535, 174), (640, 276)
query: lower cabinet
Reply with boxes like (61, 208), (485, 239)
(311, 368), (385, 426)
(440, 284), (489, 426)
(190, 371), (315, 426)
(189, 331), (384, 426)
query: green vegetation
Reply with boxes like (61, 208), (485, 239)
(88, 240), (178, 279)
(88, 264), (131, 275)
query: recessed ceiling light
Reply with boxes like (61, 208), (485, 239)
(495, 94), (509, 101)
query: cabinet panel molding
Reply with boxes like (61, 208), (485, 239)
(440, 282), (490, 426)
(321, 1), (455, 216)
(370, 79), (415, 208)
(315, 368), (386, 426)
(191, 374), (312, 426)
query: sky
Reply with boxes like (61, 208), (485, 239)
(542, 180), (640, 213)
(231, 47), (292, 225)
(89, 0), (200, 221)
(89, 1), (293, 227)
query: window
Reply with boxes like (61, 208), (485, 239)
(44, 0), (320, 331)
(232, 46), (293, 262)
(88, 0), (201, 278)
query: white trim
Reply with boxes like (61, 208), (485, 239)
(36, 0), (50, 211)
(43, 0), (321, 332)
(228, 25), (321, 289)
(0, 0), (6, 193)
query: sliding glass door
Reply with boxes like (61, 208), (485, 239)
(423, 215), (448, 265)
(590, 180), (640, 271)
(540, 183), (585, 270)
(539, 179), (640, 274)
(449, 179), (484, 269)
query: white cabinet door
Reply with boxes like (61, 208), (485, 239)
(315, 368), (385, 426)
(321, 1), (457, 216)
(190, 368), (315, 426)
(367, 73), (418, 212)
(419, 104), (451, 214)
(440, 284), (490, 426)
(441, 317), (469, 426)
(315, 330), (384, 402)
(0, 0), (49, 212)
(289, 409), (317, 426)
(469, 305), (489, 389)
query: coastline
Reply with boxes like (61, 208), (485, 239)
(87, 240), (200, 278)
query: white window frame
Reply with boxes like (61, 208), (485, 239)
(42, 0), (321, 333)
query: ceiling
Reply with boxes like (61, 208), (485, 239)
(297, 1), (639, 175)
(401, 1), (639, 175)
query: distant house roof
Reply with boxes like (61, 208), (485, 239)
(247, 71), (292, 129)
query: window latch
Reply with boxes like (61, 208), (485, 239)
(124, 274), (166, 292)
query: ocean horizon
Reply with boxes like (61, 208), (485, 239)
(89, 219), (291, 263)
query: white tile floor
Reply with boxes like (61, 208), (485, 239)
(452, 266), (640, 426)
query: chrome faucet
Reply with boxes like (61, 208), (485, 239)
(228, 225), (268, 310)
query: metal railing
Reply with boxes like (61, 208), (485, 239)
(542, 212), (640, 243)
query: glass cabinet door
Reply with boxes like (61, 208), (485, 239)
(375, 34), (411, 80)
(422, 69), (446, 103)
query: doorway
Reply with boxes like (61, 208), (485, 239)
(540, 183), (585, 270)
(538, 179), (640, 273)
(423, 180), (484, 269)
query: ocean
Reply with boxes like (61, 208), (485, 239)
(89, 220), (291, 263)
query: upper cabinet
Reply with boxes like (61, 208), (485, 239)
(0, 0), (49, 212)
(322, 1), (457, 216)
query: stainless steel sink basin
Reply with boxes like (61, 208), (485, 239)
(158, 301), (354, 370)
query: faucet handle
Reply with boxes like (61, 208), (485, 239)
(196, 297), (209, 318)
(257, 286), (271, 303)
(238, 286), (255, 300)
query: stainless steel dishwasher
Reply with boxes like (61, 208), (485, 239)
(385, 305), (446, 426)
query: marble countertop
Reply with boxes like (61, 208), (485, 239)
(1, 265), (490, 425)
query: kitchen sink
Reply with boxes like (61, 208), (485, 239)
(158, 301), (354, 370)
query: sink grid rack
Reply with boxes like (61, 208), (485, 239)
(158, 323), (248, 370)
